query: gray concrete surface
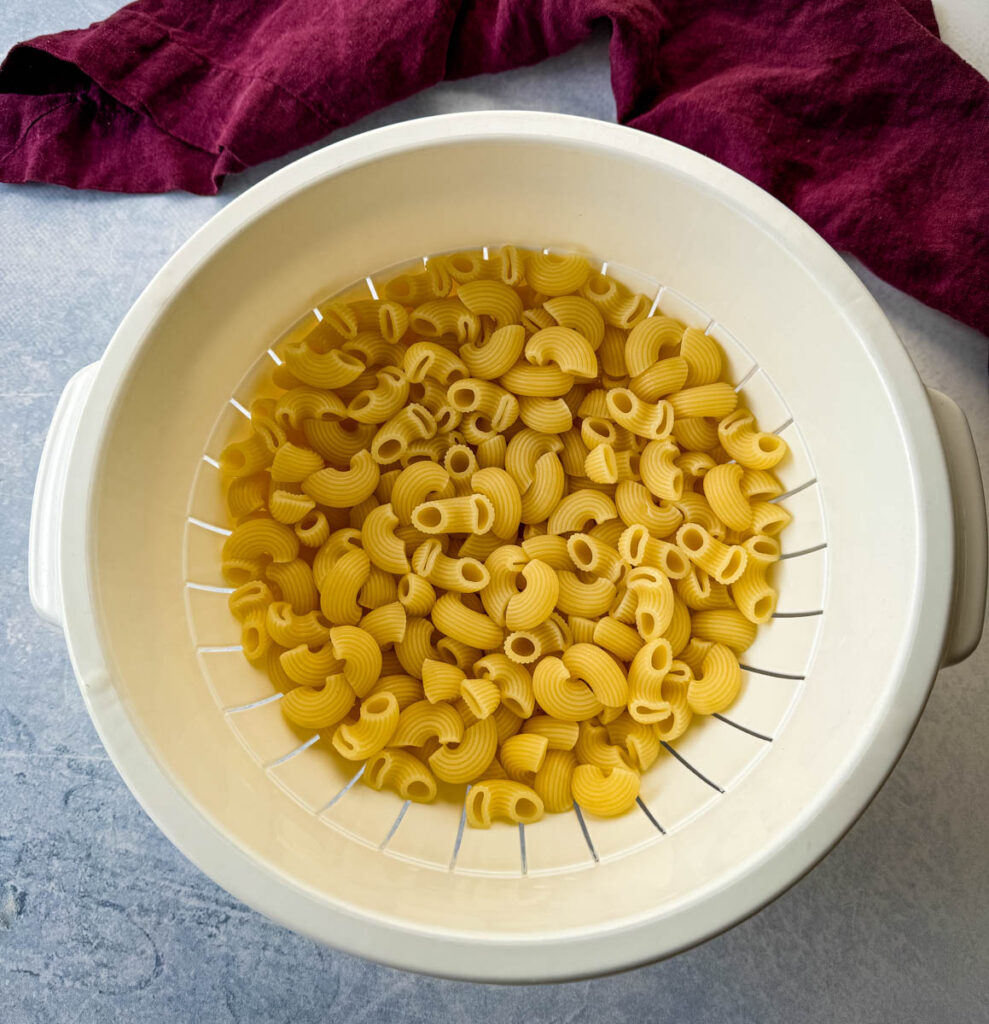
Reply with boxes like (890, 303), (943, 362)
(1, 3), (987, 1021)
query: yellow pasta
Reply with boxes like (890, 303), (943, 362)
(412, 539), (490, 593)
(526, 251), (592, 295)
(732, 535), (780, 623)
(319, 547), (371, 626)
(460, 324), (526, 380)
(703, 462), (754, 531)
(679, 327), (723, 386)
(473, 653), (535, 718)
(360, 503), (410, 574)
(624, 317), (684, 376)
(303, 449), (380, 507)
(690, 609), (758, 653)
(504, 559), (559, 631)
(572, 764), (640, 817)
(687, 643), (743, 715)
(639, 439), (684, 501)
(391, 699), (464, 747)
(466, 779), (545, 828)
(429, 718), (498, 784)
(282, 674), (356, 730)
(363, 749), (437, 803)
(605, 388), (674, 440)
(332, 691), (400, 760)
(668, 383), (739, 420)
(532, 656), (603, 721)
(221, 250), (791, 829)
(457, 279), (524, 327)
(431, 593), (504, 650)
(517, 395), (573, 433)
(676, 523), (748, 585)
(525, 326), (598, 378)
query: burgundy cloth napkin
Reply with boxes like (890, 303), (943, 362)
(1, 0), (987, 334)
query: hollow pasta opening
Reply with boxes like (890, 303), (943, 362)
(638, 611), (656, 637)
(449, 385), (476, 411)
(406, 779), (431, 800)
(221, 448), (246, 471)
(460, 562), (485, 585)
(514, 798), (539, 819)
(754, 595), (775, 620)
(364, 695), (392, 716)
(610, 391), (633, 415)
(664, 550), (687, 575)
(450, 254), (474, 273)
(680, 526), (704, 552)
(471, 497), (492, 532)
(448, 449), (471, 474)
(416, 506), (443, 529)
(752, 538), (778, 556)
(586, 274), (614, 298)
(650, 645), (670, 672)
(509, 636), (536, 659)
(350, 394), (371, 411)
(571, 538), (593, 567)
(758, 435), (782, 452)
(376, 438), (402, 461)
(723, 548), (744, 579)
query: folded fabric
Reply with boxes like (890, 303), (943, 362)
(1, 0), (987, 334)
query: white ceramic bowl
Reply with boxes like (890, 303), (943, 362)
(29, 113), (986, 982)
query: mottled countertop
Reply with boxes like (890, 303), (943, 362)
(1, 3), (987, 1022)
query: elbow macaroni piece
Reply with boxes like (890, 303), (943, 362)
(221, 249), (792, 829)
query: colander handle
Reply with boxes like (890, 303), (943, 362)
(29, 362), (100, 627)
(927, 388), (987, 666)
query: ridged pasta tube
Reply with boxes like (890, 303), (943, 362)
(499, 362), (575, 398)
(688, 611), (755, 659)
(319, 547), (371, 625)
(732, 535), (780, 623)
(332, 691), (400, 760)
(676, 523), (748, 584)
(562, 643), (629, 708)
(668, 383), (739, 419)
(457, 279), (524, 327)
(519, 453), (566, 526)
(517, 395), (573, 433)
(571, 764), (640, 817)
(629, 357), (690, 403)
(303, 450), (380, 508)
(412, 539), (490, 593)
(703, 463), (753, 531)
(615, 481), (683, 538)
(360, 503), (410, 574)
(543, 294), (605, 347)
(282, 674), (356, 729)
(447, 378), (519, 432)
(687, 643), (743, 714)
(470, 468), (523, 539)
(605, 388), (674, 440)
(429, 717), (498, 784)
(431, 593), (504, 650)
(566, 533), (623, 582)
(547, 489), (617, 534)
(460, 676), (501, 719)
(404, 337), (470, 381)
(370, 404), (437, 464)
(391, 699), (464, 747)
(534, 749), (577, 813)
(556, 571), (616, 617)
(504, 560), (559, 631)
(460, 324), (526, 380)
(618, 524), (689, 578)
(390, 461), (453, 524)
(525, 326), (598, 378)
(523, 715), (579, 750)
(466, 779), (545, 827)
(222, 519), (299, 566)
(718, 409), (788, 469)
(363, 749), (437, 803)
(640, 439), (684, 501)
(624, 317), (684, 376)
(473, 653), (535, 718)
(532, 657), (602, 721)
(346, 366), (410, 424)
(411, 494), (495, 535)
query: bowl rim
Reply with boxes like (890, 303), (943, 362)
(56, 111), (953, 982)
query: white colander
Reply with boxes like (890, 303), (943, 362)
(29, 113), (987, 982)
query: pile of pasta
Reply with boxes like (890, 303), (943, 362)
(220, 248), (790, 829)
